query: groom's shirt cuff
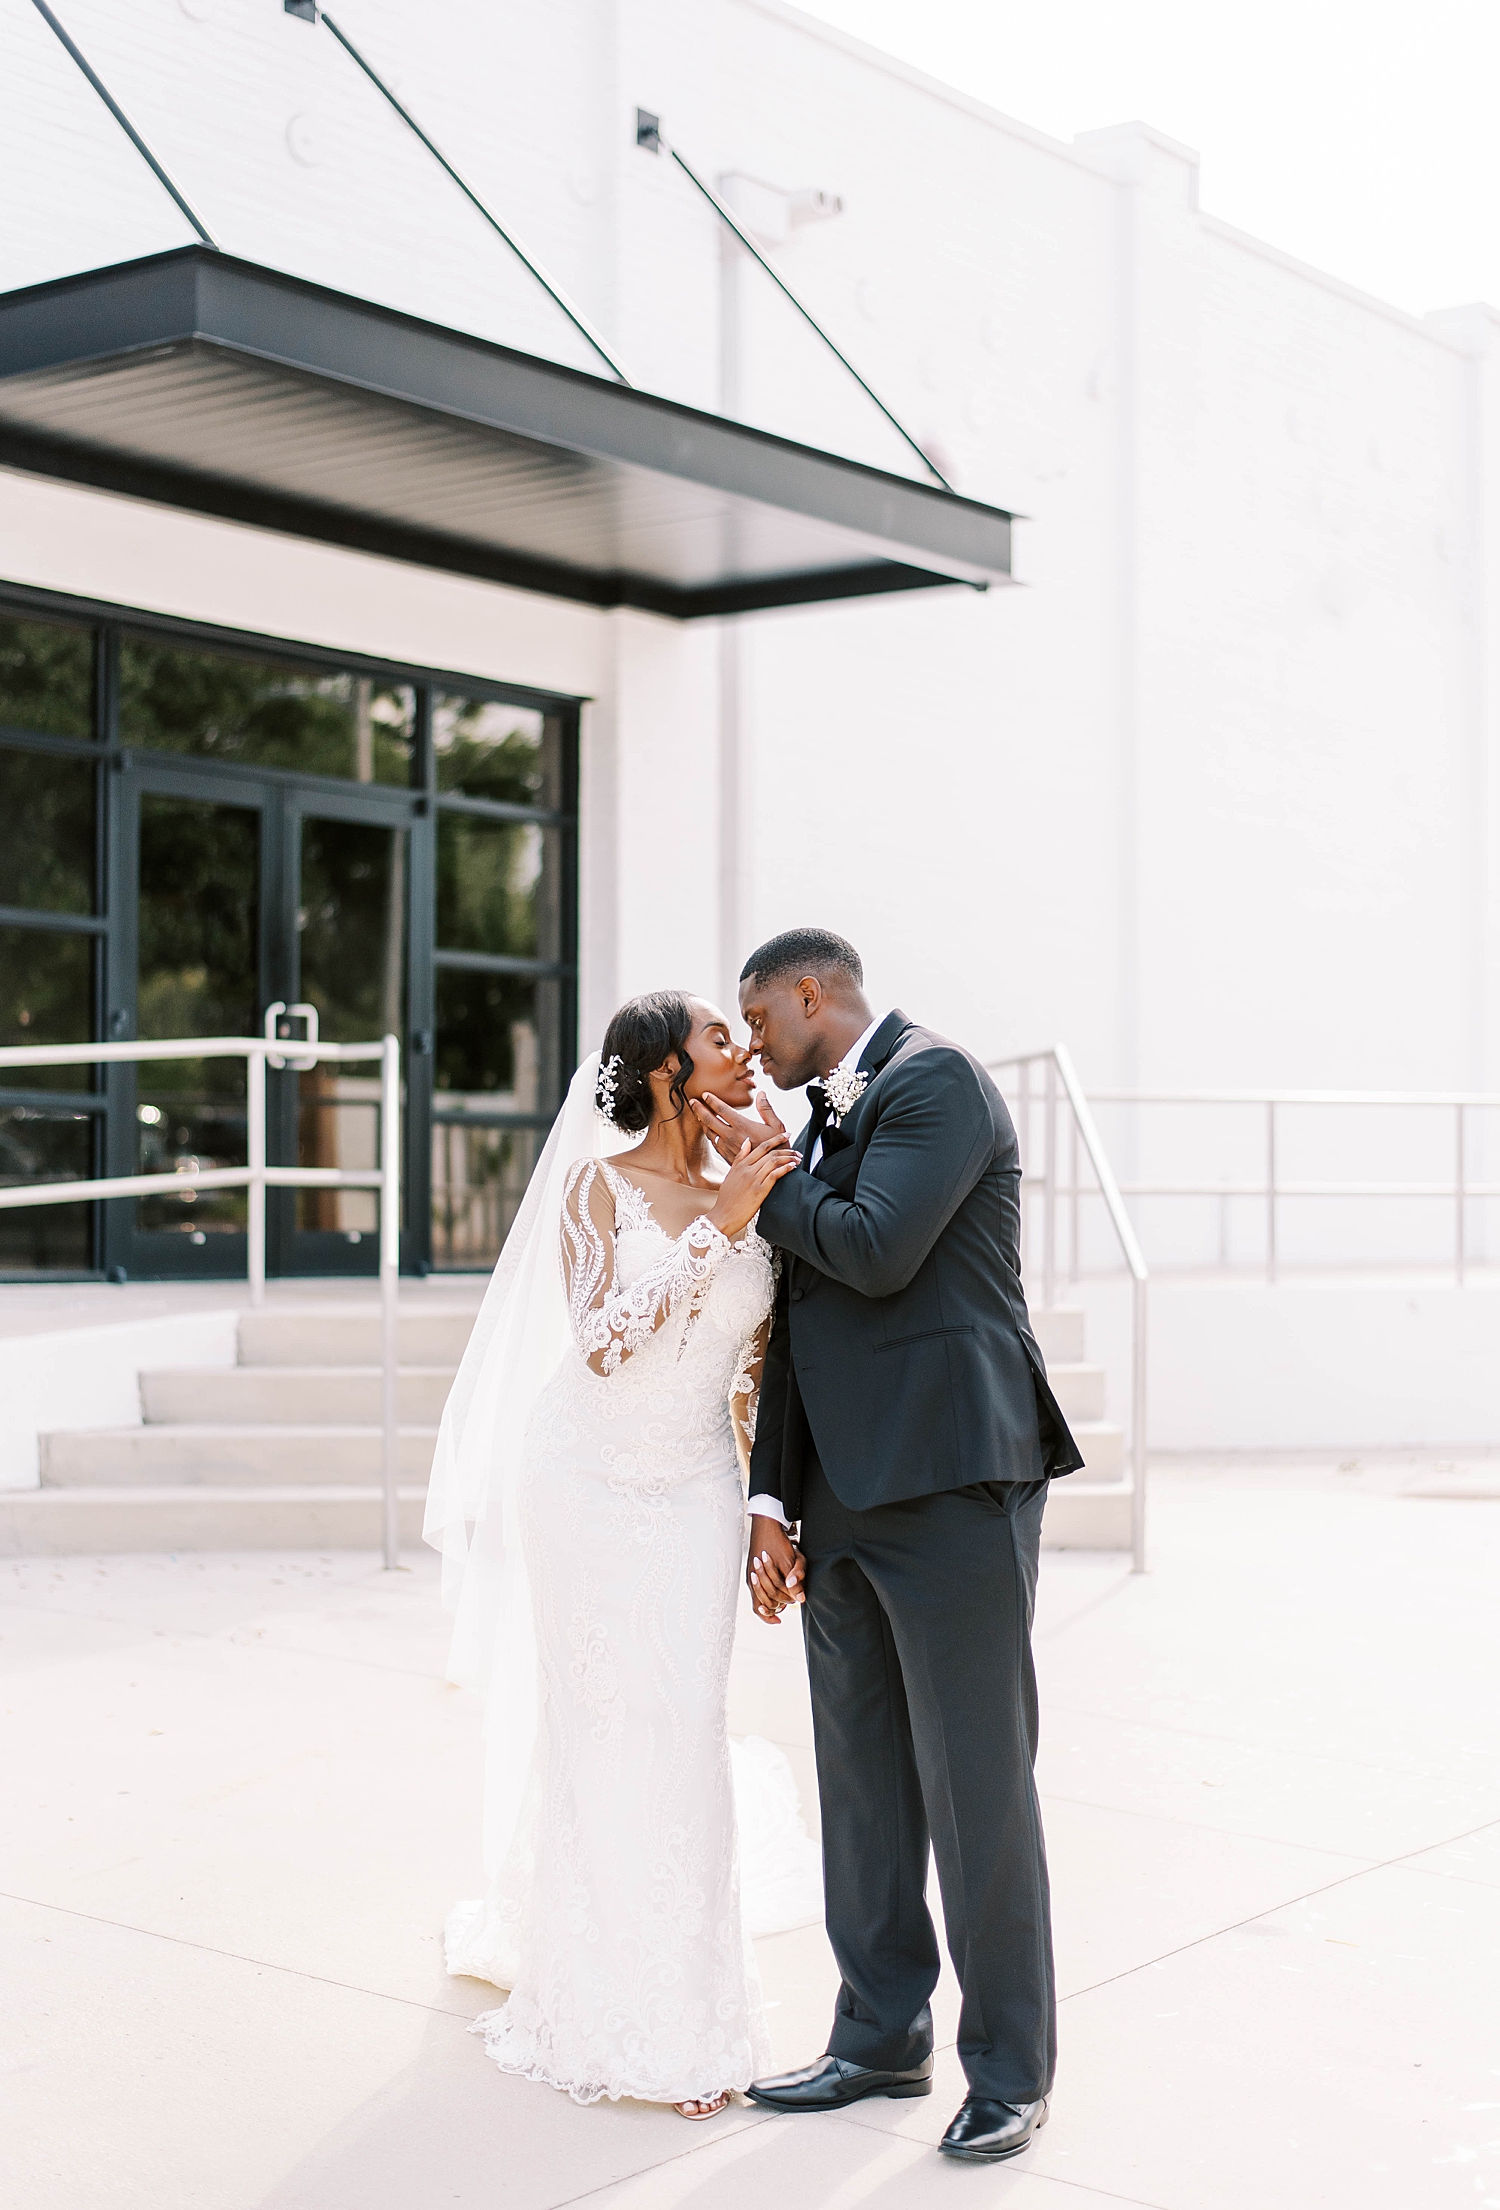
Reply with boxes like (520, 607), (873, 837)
(746, 1493), (790, 1527)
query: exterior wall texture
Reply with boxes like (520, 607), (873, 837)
(3, 0), (1496, 1123)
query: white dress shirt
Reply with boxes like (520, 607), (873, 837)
(748, 1012), (887, 1528)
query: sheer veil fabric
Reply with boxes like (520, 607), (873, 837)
(423, 1053), (635, 1894)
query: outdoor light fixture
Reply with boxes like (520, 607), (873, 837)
(284, 1), (319, 20)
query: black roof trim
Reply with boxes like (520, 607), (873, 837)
(0, 249), (1014, 619)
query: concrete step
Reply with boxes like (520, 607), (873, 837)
(1042, 1479), (1136, 1551)
(1031, 1307), (1085, 1364)
(0, 1485), (430, 1556)
(1070, 1420), (1125, 1481)
(1045, 1362), (1106, 1423)
(236, 1307), (478, 1369)
(40, 1425), (439, 1488)
(2, 1471), (1135, 1556)
(140, 1366), (455, 1426)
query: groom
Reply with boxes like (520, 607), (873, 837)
(691, 927), (1083, 2164)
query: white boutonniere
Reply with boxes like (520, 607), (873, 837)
(822, 1065), (870, 1126)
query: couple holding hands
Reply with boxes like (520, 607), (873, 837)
(426, 927), (1080, 2163)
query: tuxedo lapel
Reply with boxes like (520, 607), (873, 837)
(860, 1008), (910, 1077)
(821, 1009), (911, 1161)
(794, 1010), (912, 1206)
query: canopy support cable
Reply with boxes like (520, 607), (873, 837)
(28, 0), (219, 249)
(641, 115), (950, 491)
(319, 12), (634, 387)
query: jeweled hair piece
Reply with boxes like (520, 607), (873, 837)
(595, 1052), (624, 1125)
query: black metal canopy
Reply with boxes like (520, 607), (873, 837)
(0, 248), (1014, 620)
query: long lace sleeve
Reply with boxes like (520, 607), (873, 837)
(561, 1159), (731, 1378)
(729, 1311), (772, 1479)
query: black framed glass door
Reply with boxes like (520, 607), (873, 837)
(272, 796), (408, 1277)
(107, 761), (414, 1280)
(107, 759), (268, 1279)
(1, 588), (579, 1282)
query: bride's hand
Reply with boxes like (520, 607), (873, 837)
(691, 1089), (788, 1166)
(706, 1132), (799, 1241)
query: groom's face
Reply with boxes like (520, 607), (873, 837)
(739, 975), (825, 1092)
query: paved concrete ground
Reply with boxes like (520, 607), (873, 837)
(3, 1459), (1498, 2210)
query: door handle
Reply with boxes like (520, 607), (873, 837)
(264, 1000), (320, 1072)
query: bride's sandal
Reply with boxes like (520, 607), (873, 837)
(674, 2091), (731, 2121)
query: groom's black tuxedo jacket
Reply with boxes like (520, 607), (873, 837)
(749, 1010), (1084, 1522)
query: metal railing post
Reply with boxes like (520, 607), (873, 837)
(0, 1029), (410, 1569)
(1048, 1043), (1151, 1574)
(379, 1032), (402, 1573)
(1068, 1113), (1080, 1287)
(1265, 1100), (1277, 1285)
(247, 1043), (266, 1309)
(1043, 1055), (1057, 1310)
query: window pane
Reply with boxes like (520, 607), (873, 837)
(121, 644), (413, 785)
(433, 697), (559, 807)
(0, 928), (92, 1091)
(437, 816), (562, 960)
(0, 614), (94, 740)
(136, 795), (259, 1235)
(295, 816), (405, 1236)
(430, 1122), (545, 1268)
(0, 1106), (92, 1274)
(435, 970), (564, 1109)
(0, 748), (95, 914)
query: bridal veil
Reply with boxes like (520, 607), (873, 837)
(423, 1052), (635, 1886)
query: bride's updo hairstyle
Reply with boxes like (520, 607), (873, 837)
(596, 990), (696, 1132)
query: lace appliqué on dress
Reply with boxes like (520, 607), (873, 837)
(561, 1158), (730, 1377)
(455, 1158), (779, 2105)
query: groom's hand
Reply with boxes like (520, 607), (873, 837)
(748, 1515), (804, 1625)
(693, 1090), (791, 1168)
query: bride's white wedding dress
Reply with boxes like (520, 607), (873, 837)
(439, 1148), (784, 2106)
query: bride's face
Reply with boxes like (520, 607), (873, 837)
(676, 1000), (756, 1110)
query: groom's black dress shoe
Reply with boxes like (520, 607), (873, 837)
(745, 2055), (934, 2111)
(939, 2094), (1051, 2161)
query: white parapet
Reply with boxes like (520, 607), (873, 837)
(1075, 1271), (1500, 1453)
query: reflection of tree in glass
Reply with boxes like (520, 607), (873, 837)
(432, 697), (552, 805)
(138, 797), (258, 1102)
(433, 971), (535, 1097)
(121, 645), (412, 784)
(300, 819), (405, 1041)
(135, 797), (258, 1233)
(437, 816), (548, 960)
(0, 616), (94, 740)
(0, 930), (92, 1092)
(0, 750), (95, 915)
(0, 1108), (90, 1271)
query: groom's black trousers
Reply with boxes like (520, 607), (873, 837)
(798, 1456), (1056, 2104)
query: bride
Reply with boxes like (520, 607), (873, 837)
(425, 990), (801, 2119)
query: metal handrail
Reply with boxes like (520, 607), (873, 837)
(1082, 1086), (1500, 1286)
(0, 1030), (403, 1569)
(986, 1045), (1148, 1573)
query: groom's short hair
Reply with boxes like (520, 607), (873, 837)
(740, 927), (863, 990)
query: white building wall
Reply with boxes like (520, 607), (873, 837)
(3, 0), (1497, 1238)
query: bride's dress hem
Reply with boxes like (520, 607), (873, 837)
(468, 2005), (760, 2108)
